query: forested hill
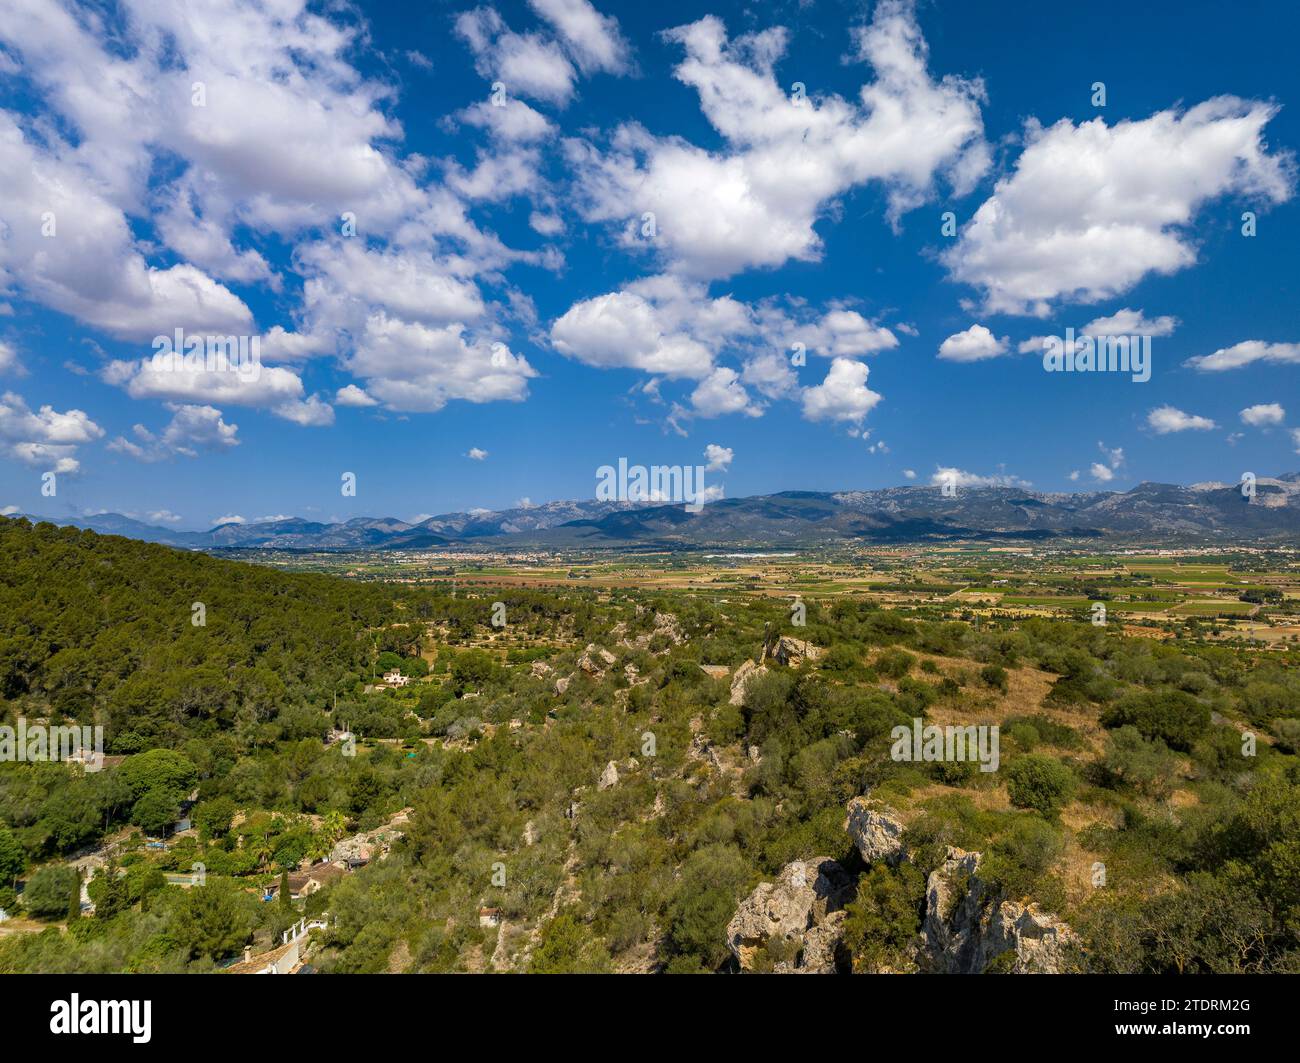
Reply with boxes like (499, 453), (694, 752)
(0, 517), (404, 749)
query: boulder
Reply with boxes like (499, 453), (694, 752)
(554, 676), (570, 696)
(530, 660), (553, 679)
(769, 636), (822, 668)
(577, 644), (617, 676)
(845, 797), (906, 866)
(725, 857), (853, 973)
(597, 760), (620, 791)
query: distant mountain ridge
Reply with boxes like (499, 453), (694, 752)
(15, 474), (1300, 550)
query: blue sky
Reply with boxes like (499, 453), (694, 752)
(0, 0), (1297, 530)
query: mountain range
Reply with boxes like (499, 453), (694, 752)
(14, 475), (1300, 551)
(10, 473), (1300, 550)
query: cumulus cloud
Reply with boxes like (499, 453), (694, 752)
(1090, 462), (1115, 482)
(930, 467), (1030, 488)
(527, 0), (630, 75)
(108, 404), (240, 462)
(0, 0), (551, 436)
(1082, 308), (1178, 337)
(1147, 405), (1217, 434)
(1240, 403), (1285, 427)
(456, 7), (579, 106)
(1185, 340), (1300, 371)
(704, 443), (734, 471)
(335, 385), (378, 408)
(690, 367), (761, 418)
(346, 315), (536, 412)
(458, 98), (557, 143)
(937, 324), (1008, 362)
(945, 99), (1294, 315)
(801, 359), (882, 424)
(105, 356), (303, 410)
(566, 0), (987, 279)
(741, 351), (800, 401)
(0, 390), (103, 474)
(550, 277), (898, 428)
(467, 447), (489, 460)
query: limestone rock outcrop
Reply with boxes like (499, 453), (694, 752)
(920, 847), (1078, 974)
(725, 858), (853, 973)
(769, 636), (821, 668)
(845, 797), (906, 866)
(577, 644), (617, 676)
(597, 760), (620, 791)
(729, 658), (767, 706)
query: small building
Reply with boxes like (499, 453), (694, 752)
(284, 862), (347, 900)
(383, 670), (411, 687)
(478, 906), (502, 928)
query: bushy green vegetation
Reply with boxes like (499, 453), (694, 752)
(1, 517), (1299, 974)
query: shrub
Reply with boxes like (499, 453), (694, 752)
(1102, 726), (1179, 797)
(875, 648), (916, 679)
(1101, 689), (1211, 751)
(22, 865), (80, 919)
(980, 663), (1009, 692)
(1006, 755), (1077, 818)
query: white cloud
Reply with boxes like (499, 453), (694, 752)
(1081, 308), (1178, 337)
(801, 358), (882, 424)
(458, 98), (557, 143)
(0, 390), (103, 474)
(903, 469), (916, 480)
(938, 324), (1008, 362)
(104, 357), (306, 411)
(456, 7), (578, 106)
(346, 315), (536, 413)
(567, 1), (987, 279)
(741, 351), (799, 401)
(945, 99), (1294, 315)
(1097, 442), (1125, 471)
(212, 514), (245, 526)
(1089, 462), (1115, 482)
(551, 276), (750, 379)
(335, 385), (378, 408)
(704, 443), (734, 471)
(1185, 340), (1300, 372)
(527, 0), (630, 75)
(1240, 403), (1285, 427)
(930, 466), (1030, 488)
(109, 403), (240, 462)
(467, 447), (489, 460)
(0, 340), (21, 374)
(274, 395), (335, 427)
(690, 367), (761, 418)
(784, 309), (898, 358)
(1147, 405), (1217, 434)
